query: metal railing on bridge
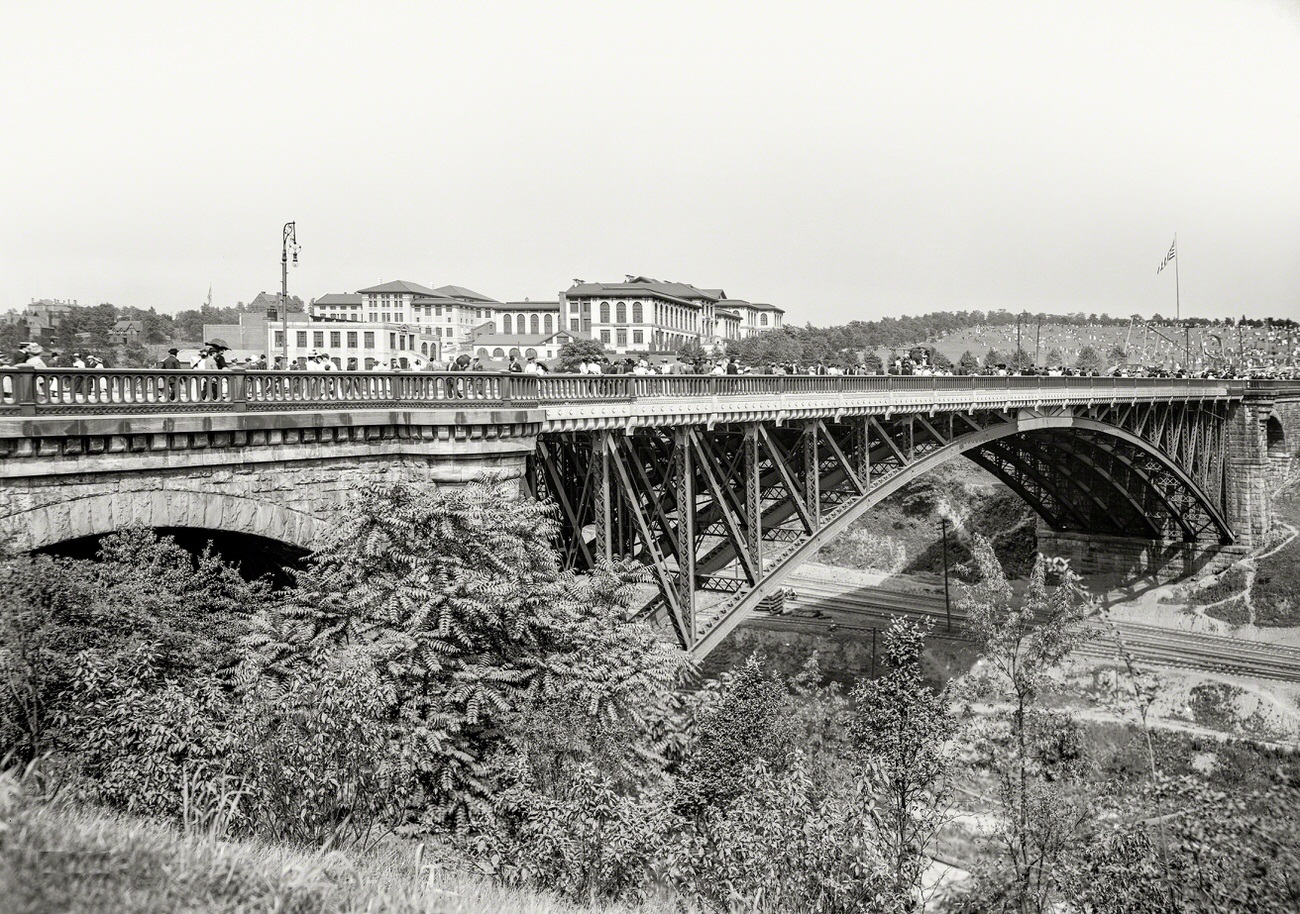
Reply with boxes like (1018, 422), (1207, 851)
(0, 365), (1246, 417)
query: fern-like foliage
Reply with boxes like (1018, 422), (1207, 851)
(241, 476), (690, 832)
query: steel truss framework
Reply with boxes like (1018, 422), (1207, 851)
(527, 402), (1234, 658)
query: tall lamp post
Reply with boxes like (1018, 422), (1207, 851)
(280, 222), (300, 366)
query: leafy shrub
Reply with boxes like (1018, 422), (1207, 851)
(664, 756), (898, 914)
(1253, 538), (1300, 626)
(850, 619), (955, 900)
(0, 530), (266, 764)
(1185, 565), (1248, 607)
(233, 651), (410, 845)
(54, 656), (234, 823)
(1059, 826), (1171, 914)
(674, 657), (797, 813)
(1187, 682), (1242, 731)
(241, 478), (689, 834)
(483, 762), (666, 903)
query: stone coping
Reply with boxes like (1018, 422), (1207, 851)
(0, 407), (545, 440)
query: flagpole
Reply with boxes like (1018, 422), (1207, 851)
(1173, 233), (1180, 321)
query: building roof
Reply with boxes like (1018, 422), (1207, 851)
(356, 280), (439, 296)
(112, 320), (143, 331)
(314, 293), (364, 306)
(718, 298), (784, 314)
(717, 309), (742, 321)
(565, 280), (716, 307)
(501, 299), (561, 311)
(433, 285), (499, 303)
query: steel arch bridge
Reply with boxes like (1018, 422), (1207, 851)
(0, 366), (1259, 660)
(529, 396), (1236, 659)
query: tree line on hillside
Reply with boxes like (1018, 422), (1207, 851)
(1, 298), (305, 358)
(2, 479), (1296, 913)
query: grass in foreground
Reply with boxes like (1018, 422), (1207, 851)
(0, 781), (673, 914)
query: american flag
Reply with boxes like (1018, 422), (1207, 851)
(1157, 239), (1177, 274)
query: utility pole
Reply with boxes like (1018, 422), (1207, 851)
(1035, 314), (1042, 369)
(1238, 316), (1245, 373)
(941, 517), (952, 633)
(1016, 313), (1022, 371)
(280, 222), (299, 366)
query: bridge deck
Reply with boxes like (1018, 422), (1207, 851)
(0, 368), (1247, 436)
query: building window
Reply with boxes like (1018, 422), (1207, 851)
(544, 314), (553, 334)
(632, 329), (643, 345)
(313, 331), (324, 348)
(571, 318), (580, 332)
(330, 331), (341, 348)
(616, 302), (626, 323)
(390, 333), (397, 349)
(599, 329), (611, 343)
(363, 332), (374, 348)
(502, 314), (512, 334)
(616, 328), (627, 347)
(369, 312), (377, 321)
(633, 302), (643, 322)
(760, 313), (769, 326)
(492, 347), (505, 358)
(347, 331), (357, 347)
(274, 331), (285, 348)
(599, 301), (610, 322)
(296, 331), (308, 347)
(529, 314), (539, 335)
(382, 312), (390, 322)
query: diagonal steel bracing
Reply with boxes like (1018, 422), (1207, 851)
(533, 401), (1233, 658)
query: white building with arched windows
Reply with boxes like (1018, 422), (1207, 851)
(560, 278), (785, 355)
(305, 276), (787, 362)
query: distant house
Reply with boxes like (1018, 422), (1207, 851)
(19, 299), (77, 342)
(109, 320), (143, 344)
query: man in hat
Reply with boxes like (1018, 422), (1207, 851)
(158, 348), (182, 400)
(71, 352), (86, 369)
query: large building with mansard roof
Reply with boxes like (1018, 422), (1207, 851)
(304, 275), (786, 361)
(560, 277), (783, 355)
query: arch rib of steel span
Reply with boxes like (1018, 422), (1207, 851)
(666, 415), (1229, 659)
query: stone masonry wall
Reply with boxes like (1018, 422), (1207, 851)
(0, 428), (535, 553)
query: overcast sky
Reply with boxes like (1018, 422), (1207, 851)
(3, 1), (1296, 324)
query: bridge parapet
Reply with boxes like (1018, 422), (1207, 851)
(0, 366), (1244, 423)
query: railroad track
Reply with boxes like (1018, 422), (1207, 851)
(771, 575), (1300, 683)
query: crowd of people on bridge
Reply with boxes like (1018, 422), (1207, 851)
(4, 339), (1296, 385)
